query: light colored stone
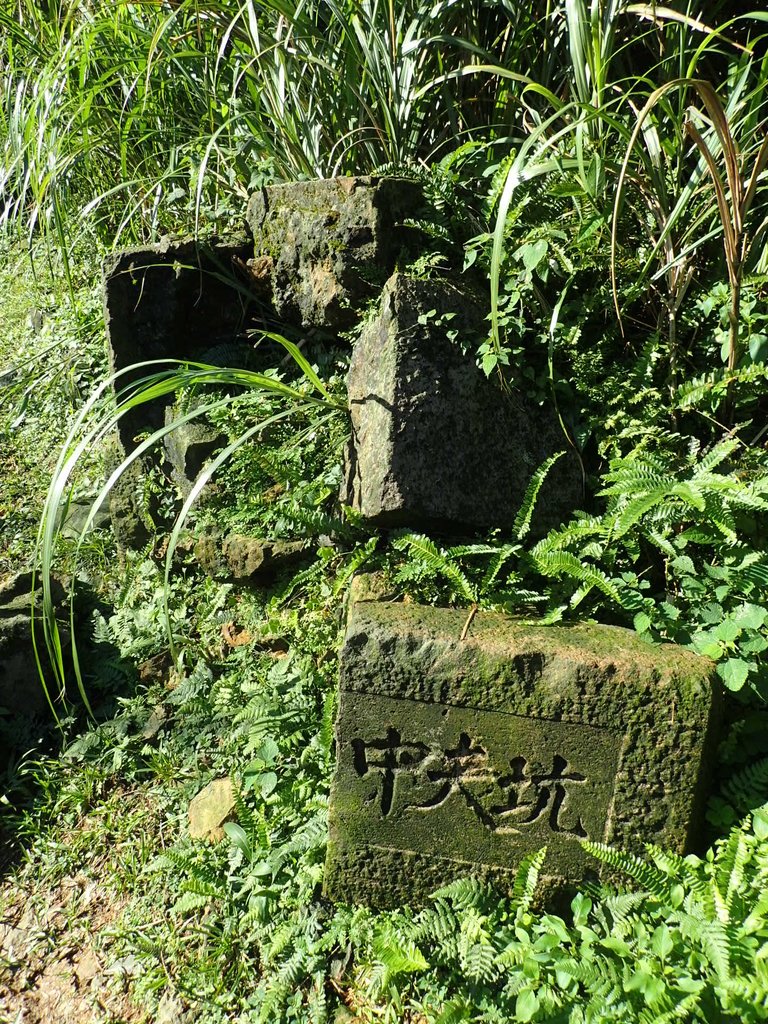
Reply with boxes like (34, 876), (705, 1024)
(188, 778), (236, 842)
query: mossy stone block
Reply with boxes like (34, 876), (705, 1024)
(339, 273), (582, 533)
(325, 602), (719, 907)
(245, 177), (425, 329)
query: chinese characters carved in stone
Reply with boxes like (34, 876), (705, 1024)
(352, 727), (588, 839)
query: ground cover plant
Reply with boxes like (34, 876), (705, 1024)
(2, 1), (768, 1022)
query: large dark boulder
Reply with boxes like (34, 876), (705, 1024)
(340, 273), (583, 533)
(102, 235), (252, 453)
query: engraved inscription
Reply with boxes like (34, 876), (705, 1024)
(336, 692), (622, 871)
(353, 729), (589, 838)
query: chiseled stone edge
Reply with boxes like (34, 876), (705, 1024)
(325, 601), (720, 906)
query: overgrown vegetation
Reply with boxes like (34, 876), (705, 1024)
(2, 2), (768, 1022)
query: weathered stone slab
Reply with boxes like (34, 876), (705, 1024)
(0, 572), (68, 717)
(340, 273), (582, 533)
(163, 405), (227, 499)
(102, 235), (252, 453)
(194, 531), (308, 584)
(325, 601), (719, 907)
(245, 177), (425, 329)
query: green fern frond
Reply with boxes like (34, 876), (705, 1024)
(434, 998), (473, 1024)
(718, 963), (768, 1015)
(333, 536), (379, 596)
(371, 922), (428, 981)
(480, 544), (519, 593)
(701, 494), (737, 541)
(266, 923), (298, 964)
(599, 465), (668, 496)
(674, 363), (768, 409)
(231, 777), (258, 838)
(644, 527), (677, 559)
(415, 898), (461, 945)
(672, 910), (733, 983)
(392, 532), (477, 602)
(532, 516), (605, 555)
(711, 821), (753, 924)
(637, 990), (704, 1024)
(583, 842), (678, 901)
(512, 846), (547, 915)
(554, 955), (614, 988)
(697, 438), (741, 475)
(610, 485), (674, 539)
(721, 758), (768, 818)
(645, 845), (707, 898)
(271, 808), (327, 872)
(430, 876), (488, 911)
(599, 889), (657, 924)
(529, 549), (626, 606)
(172, 890), (214, 914)
(460, 940), (498, 983)
(512, 452), (565, 541)
(728, 553), (768, 592)
(499, 968), (534, 998)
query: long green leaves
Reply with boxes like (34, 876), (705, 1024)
(0, 0), (517, 246)
(611, 74), (768, 372)
(35, 337), (345, 718)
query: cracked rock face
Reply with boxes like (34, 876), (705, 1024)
(0, 571), (68, 717)
(340, 273), (583, 533)
(245, 177), (425, 330)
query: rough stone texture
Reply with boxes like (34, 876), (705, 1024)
(188, 778), (237, 842)
(340, 274), (583, 533)
(163, 405), (227, 498)
(106, 463), (149, 550)
(325, 601), (719, 908)
(245, 177), (425, 330)
(194, 531), (308, 584)
(0, 572), (68, 717)
(102, 234), (252, 453)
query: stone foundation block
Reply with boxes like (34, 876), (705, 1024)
(325, 600), (719, 907)
(0, 572), (69, 717)
(102, 235), (252, 453)
(245, 177), (425, 329)
(340, 273), (582, 533)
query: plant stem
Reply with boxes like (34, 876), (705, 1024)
(728, 269), (741, 372)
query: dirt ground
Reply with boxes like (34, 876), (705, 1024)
(0, 788), (187, 1024)
(0, 868), (147, 1024)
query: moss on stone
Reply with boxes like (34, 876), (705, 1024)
(325, 601), (719, 908)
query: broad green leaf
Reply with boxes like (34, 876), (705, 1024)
(223, 822), (253, 861)
(515, 239), (548, 272)
(634, 611), (652, 634)
(515, 988), (539, 1022)
(717, 658), (750, 691)
(651, 924), (674, 960)
(734, 603), (768, 631)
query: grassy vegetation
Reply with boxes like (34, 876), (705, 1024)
(2, 2), (768, 1022)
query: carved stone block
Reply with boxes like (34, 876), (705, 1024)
(245, 177), (425, 330)
(325, 600), (719, 907)
(340, 273), (583, 533)
(102, 235), (252, 454)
